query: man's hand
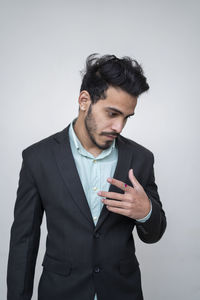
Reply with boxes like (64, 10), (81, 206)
(98, 169), (151, 220)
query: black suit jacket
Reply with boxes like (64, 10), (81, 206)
(7, 126), (166, 300)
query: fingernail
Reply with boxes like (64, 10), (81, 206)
(107, 178), (112, 182)
(98, 191), (101, 196)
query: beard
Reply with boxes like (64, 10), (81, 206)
(84, 105), (118, 150)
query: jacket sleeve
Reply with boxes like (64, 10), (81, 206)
(7, 152), (44, 300)
(136, 155), (167, 243)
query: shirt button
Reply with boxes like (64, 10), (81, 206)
(93, 216), (97, 221)
(93, 160), (96, 163)
(92, 187), (97, 191)
(94, 266), (100, 273)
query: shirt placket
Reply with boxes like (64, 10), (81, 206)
(90, 159), (101, 225)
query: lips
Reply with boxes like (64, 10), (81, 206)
(101, 132), (118, 141)
(105, 135), (117, 140)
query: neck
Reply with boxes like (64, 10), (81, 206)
(73, 117), (102, 157)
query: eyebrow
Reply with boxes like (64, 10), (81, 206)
(106, 107), (135, 118)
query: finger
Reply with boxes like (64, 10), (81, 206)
(107, 177), (132, 192)
(102, 198), (132, 209)
(106, 205), (130, 217)
(98, 191), (124, 200)
(128, 169), (140, 188)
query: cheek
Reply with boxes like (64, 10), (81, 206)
(94, 116), (110, 132)
(100, 121), (113, 133)
(123, 119), (128, 127)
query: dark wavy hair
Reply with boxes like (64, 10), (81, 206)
(80, 54), (149, 103)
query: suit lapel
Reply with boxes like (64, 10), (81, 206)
(53, 126), (95, 227)
(95, 136), (132, 232)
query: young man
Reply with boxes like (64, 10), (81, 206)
(7, 54), (166, 300)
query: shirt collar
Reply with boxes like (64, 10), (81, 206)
(69, 120), (116, 160)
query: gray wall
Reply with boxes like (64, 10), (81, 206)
(1, 0), (199, 299)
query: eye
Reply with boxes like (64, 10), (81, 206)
(107, 111), (118, 117)
(125, 115), (133, 120)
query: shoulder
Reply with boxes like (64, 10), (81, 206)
(22, 127), (68, 162)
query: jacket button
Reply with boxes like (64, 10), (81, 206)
(94, 267), (100, 273)
(94, 232), (100, 239)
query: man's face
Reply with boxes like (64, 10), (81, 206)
(84, 86), (137, 150)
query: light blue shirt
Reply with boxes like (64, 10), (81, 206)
(68, 121), (152, 299)
(69, 122), (118, 225)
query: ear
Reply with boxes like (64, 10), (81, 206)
(78, 90), (91, 112)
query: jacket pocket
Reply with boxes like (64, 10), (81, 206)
(42, 254), (72, 277)
(119, 254), (139, 275)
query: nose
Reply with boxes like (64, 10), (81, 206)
(111, 119), (124, 134)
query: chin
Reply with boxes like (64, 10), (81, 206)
(98, 141), (112, 150)
(90, 135), (113, 150)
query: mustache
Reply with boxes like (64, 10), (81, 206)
(100, 132), (119, 137)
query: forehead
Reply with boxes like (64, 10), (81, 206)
(94, 86), (137, 114)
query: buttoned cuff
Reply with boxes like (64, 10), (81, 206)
(136, 200), (152, 223)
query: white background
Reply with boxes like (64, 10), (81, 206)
(1, 0), (199, 299)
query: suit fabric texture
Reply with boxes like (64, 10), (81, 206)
(7, 125), (166, 300)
